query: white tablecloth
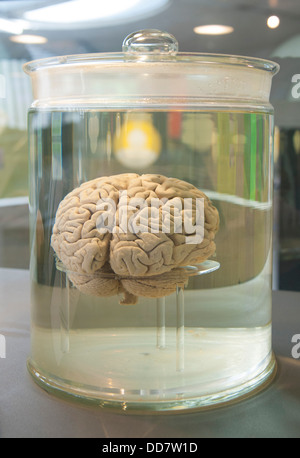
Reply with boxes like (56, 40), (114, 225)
(1, 267), (300, 438)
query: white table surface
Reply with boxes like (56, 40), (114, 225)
(1, 267), (300, 438)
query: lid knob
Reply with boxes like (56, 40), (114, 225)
(122, 29), (178, 56)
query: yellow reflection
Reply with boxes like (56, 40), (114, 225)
(293, 130), (300, 155)
(113, 120), (161, 168)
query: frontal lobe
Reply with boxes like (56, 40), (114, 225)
(109, 174), (219, 276)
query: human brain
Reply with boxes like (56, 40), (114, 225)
(51, 173), (219, 303)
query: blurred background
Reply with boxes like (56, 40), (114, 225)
(0, 0), (299, 291)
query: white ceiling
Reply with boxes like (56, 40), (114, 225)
(0, 0), (298, 56)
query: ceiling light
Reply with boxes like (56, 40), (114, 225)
(267, 15), (280, 29)
(193, 25), (234, 36)
(23, 0), (169, 29)
(0, 18), (24, 35)
(9, 34), (48, 44)
(25, 0), (140, 23)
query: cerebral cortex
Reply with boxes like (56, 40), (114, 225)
(51, 173), (219, 304)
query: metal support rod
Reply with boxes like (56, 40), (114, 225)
(60, 273), (70, 353)
(156, 297), (166, 349)
(176, 286), (184, 372)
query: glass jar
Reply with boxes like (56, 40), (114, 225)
(24, 30), (279, 412)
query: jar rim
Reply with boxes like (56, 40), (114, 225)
(23, 51), (280, 75)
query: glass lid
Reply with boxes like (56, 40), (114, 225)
(23, 29), (280, 109)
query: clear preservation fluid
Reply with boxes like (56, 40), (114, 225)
(27, 109), (275, 411)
